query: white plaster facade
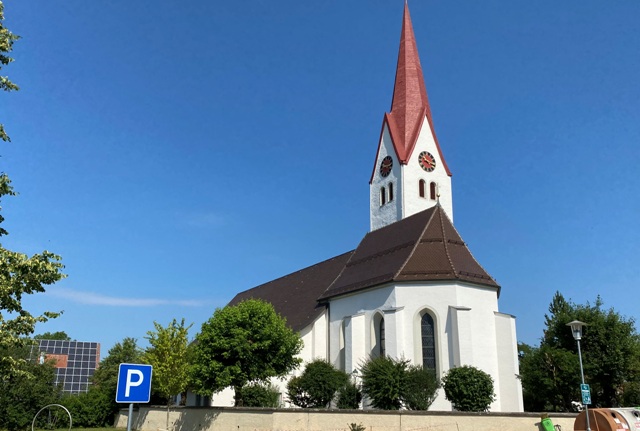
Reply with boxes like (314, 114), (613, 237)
(326, 282), (522, 412)
(370, 118), (453, 232)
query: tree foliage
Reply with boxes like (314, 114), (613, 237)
(0, 344), (62, 431)
(336, 381), (362, 409)
(0, 0), (20, 143)
(241, 382), (281, 408)
(0, 1), (66, 382)
(360, 356), (409, 410)
(441, 365), (495, 412)
(144, 318), (192, 430)
(35, 331), (71, 340)
(191, 299), (303, 406)
(519, 292), (640, 411)
(404, 365), (440, 410)
(287, 359), (349, 408)
(80, 338), (143, 426)
(144, 318), (192, 403)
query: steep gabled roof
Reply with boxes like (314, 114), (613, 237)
(379, 3), (451, 176)
(228, 251), (353, 332)
(319, 205), (498, 300)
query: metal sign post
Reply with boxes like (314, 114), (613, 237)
(116, 364), (153, 431)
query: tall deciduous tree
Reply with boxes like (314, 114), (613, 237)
(191, 299), (303, 406)
(89, 338), (143, 425)
(519, 292), (640, 410)
(144, 318), (192, 430)
(0, 0), (65, 380)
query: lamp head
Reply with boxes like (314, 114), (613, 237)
(567, 320), (587, 340)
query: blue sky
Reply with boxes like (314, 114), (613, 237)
(2, 1), (639, 356)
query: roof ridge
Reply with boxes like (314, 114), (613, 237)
(394, 207), (437, 279)
(437, 204), (458, 278)
(437, 206), (501, 295)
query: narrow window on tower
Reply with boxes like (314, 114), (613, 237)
(388, 183), (394, 202)
(380, 187), (386, 206)
(430, 182), (437, 200)
(419, 179), (426, 198)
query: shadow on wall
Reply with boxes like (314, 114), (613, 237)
(173, 408), (220, 431)
(125, 406), (219, 431)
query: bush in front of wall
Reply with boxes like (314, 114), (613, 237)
(403, 365), (440, 410)
(360, 356), (409, 410)
(287, 359), (350, 408)
(441, 365), (495, 412)
(241, 382), (281, 408)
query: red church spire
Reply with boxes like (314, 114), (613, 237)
(385, 3), (451, 175)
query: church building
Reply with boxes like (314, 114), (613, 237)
(215, 4), (524, 412)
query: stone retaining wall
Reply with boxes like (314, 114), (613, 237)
(116, 406), (576, 431)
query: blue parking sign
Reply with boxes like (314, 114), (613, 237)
(116, 363), (153, 403)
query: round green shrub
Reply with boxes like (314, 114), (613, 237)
(360, 356), (409, 410)
(404, 365), (440, 410)
(441, 365), (495, 412)
(336, 381), (362, 409)
(287, 359), (349, 408)
(241, 382), (281, 407)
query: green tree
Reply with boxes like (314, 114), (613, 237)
(360, 356), (409, 410)
(441, 365), (495, 412)
(286, 359), (349, 408)
(35, 331), (71, 340)
(86, 337), (143, 426)
(0, 0), (20, 143)
(0, 344), (62, 431)
(0, 1), (66, 381)
(519, 292), (640, 410)
(144, 318), (192, 430)
(191, 299), (303, 406)
(404, 365), (440, 410)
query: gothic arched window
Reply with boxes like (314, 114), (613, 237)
(380, 187), (386, 205)
(419, 179), (426, 198)
(388, 183), (394, 202)
(421, 312), (436, 371)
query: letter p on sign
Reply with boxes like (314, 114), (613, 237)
(116, 364), (153, 403)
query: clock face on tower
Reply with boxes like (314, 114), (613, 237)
(418, 151), (436, 172)
(380, 156), (393, 177)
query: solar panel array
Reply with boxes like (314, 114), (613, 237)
(30, 340), (101, 394)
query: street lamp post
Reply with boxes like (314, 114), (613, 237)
(567, 320), (591, 431)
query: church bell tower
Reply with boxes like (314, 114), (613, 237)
(369, 4), (453, 232)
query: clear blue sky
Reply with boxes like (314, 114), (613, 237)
(3, 1), (639, 357)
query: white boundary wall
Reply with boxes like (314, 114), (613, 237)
(116, 406), (576, 431)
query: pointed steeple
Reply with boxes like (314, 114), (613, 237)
(385, 3), (451, 175)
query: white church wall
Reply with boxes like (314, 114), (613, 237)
(403, 118), (453, 222)
(370, 125), (402, 231)
(326, 282), (519, 411)
(328, 285), (396, 371)
(494, 311), (524, 412)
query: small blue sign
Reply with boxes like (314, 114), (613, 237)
(116, 363), (153, 403)
(580, 383), (591, 405)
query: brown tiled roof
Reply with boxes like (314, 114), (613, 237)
(229, 205), (498, 332)
(319, 205), (499, 300)
(228, 251), (353, 332)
